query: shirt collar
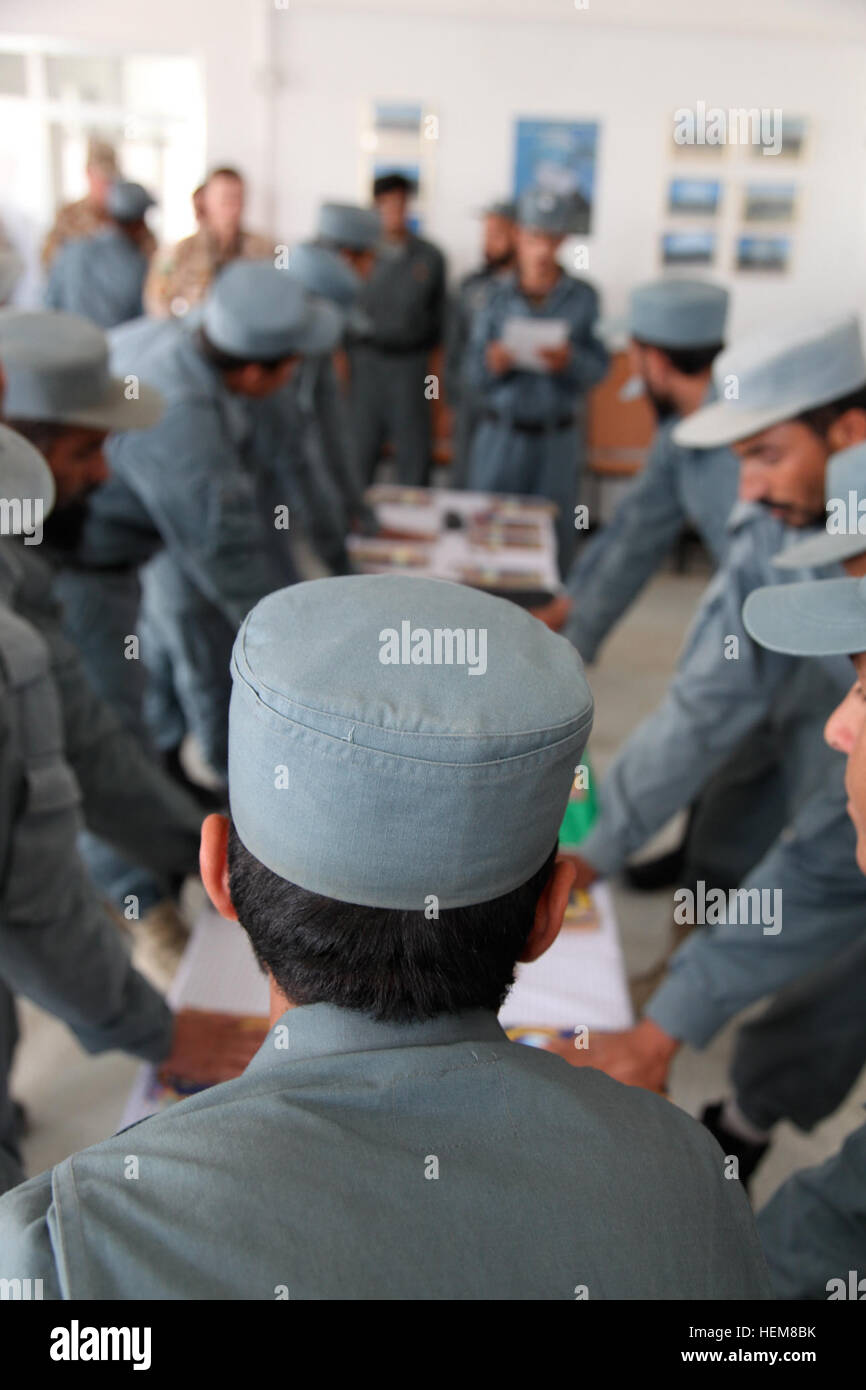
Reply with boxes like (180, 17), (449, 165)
(246, 1003), (507, 1073)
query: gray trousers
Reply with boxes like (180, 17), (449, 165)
(53, 565), (169, 915)
(349, 346), (434, 487)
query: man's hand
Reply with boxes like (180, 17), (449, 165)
(538, 343), (572, 373)
(530, 593), (573, 632)
(486, 341), (515, 375)
(557, 850), (598, 891)
(542, 1018), (680, 1093)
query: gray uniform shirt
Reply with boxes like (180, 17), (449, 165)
(0, 1004), (770, 1298)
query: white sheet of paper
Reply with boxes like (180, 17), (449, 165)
(501, 317), (569, 371)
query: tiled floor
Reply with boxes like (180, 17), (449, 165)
(11, 560), (865, 1217)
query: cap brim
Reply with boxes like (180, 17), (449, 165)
(61, 378), (164, 433)
(773, 530), (866, 571)
(673, 399), (791, 449)
(0, 424), (56, 521)
(296, 299), (343, 356)
(743, 578), (866, 657)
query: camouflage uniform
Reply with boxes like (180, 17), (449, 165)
(42, 197), (155, 269)
(143, 227), (273, 317)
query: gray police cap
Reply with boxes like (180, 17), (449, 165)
(289, 243), (361, 310)
(674, 316), (866, 449)
(203, 261), (342, 360)
(517, 188), (579, 236)
(774, 442), (866, 571)
(317, 203), (381, 251)
(107, 179), (156, 223)
(744, 574), (866, 659)
(0, 423), (55, 530)
(482, 199), (517, 221)
(0, 309), (163, 432)
(228, 574), (594, 910)
(629, 279), (728, 349)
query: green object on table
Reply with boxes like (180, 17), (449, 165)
(558, 753), (598, 847)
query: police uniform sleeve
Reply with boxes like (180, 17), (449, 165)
(579, 516), (795, 875)
(562, 425), (687, 662)
(0, 1170), (63, 1287)
(12, 550), (202, 883)
(43, 247), (68, 312)
(647, 776), (866, 1046)
(0, 633), (172, 1071)
(556, 281), (609, 394)
(309, 358), (374, 529)
(114, 401), (283, 624)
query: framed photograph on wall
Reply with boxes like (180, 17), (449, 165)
(752, 114), (808, 159)
(667, 177), (722, 216)
(735, 235), (792, 272)
(512, 118), (600, 235)
(360, 100), (437, 231)
(660, 229), (716, 266)
(742, 182), (797, 222)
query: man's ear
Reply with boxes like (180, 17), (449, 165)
(518, 856), (577, 964)
(828, 409), (866, 451)
(199, 813), (238, 920)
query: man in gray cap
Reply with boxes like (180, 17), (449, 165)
(71, 262), (340, 789)
(557, 320), (866, 1180)
(444, 199), (517, 485)
(740, 546), (866, 1297)
(0, 308), (205, 979)
(44, 180), (157, 329)
(464, 188), (609, 573)
(349, 173), (447, 487)
(277, 241), (378, 551)
(0, 573), (769, 1297)
(0, 425), (179, 1191)
(538, 279), (738, 661)
(316, 201), (380, 281)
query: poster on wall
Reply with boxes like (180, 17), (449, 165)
(512, 118), (599, 235)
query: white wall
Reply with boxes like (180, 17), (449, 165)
(3, 0), (866, 338)
(274, 8), (866, 338)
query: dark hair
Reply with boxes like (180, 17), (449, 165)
(796, 385), (866, 438)
(207, 166), (243, 184)
(373, 172), (416, 199)
(632, 337), (723, 376)
(4, 418), (69, 452)
(226, 821), (558, 1023)
(197, 328), (293, 374)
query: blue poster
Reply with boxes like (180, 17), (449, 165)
(513, 118), (599, 234)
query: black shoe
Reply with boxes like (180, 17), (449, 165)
(624, 845), (685, 891)
(701, 1101), (770, 1191)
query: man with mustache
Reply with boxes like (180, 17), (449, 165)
(555, 321), (866, 1178)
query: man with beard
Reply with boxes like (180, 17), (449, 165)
(445, 199), (517, 485)
(551, 321), (866, 1171)
(533, 279), (738, 663)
